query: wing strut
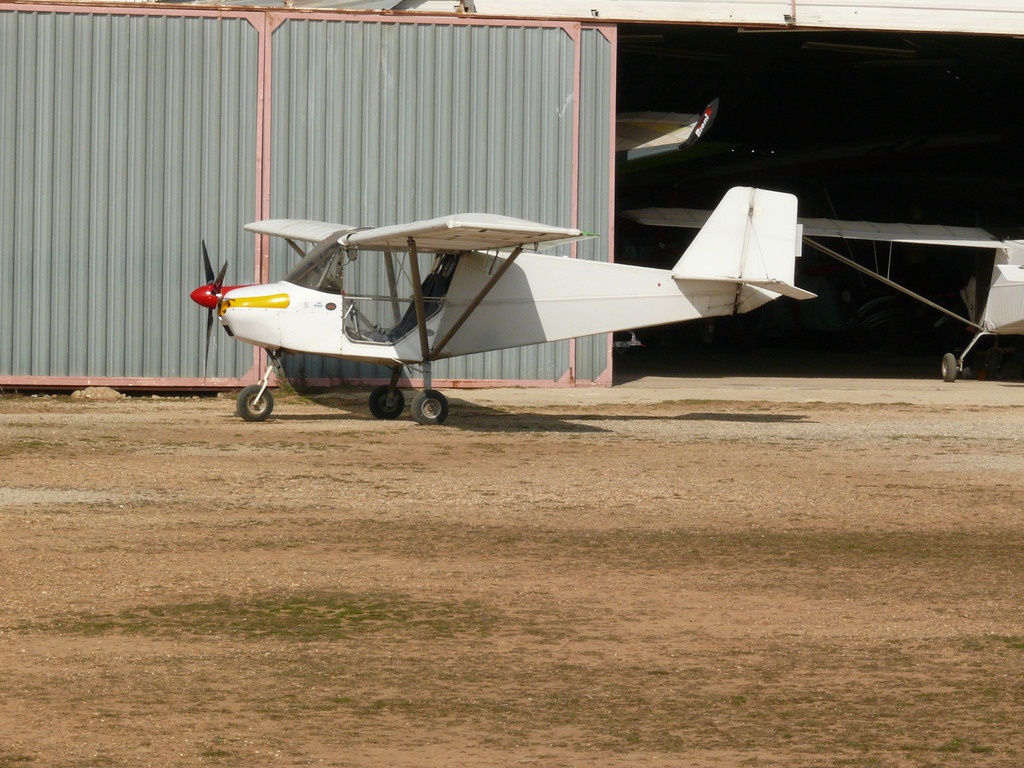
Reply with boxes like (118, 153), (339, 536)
(803, 237), (983, 332)
(429, 245), (525, 361)
(383, 249), (403, 326)
(284, 239), (307, 258)
(407, 237), (431, 362)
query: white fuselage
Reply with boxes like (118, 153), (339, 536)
(218, 250), (781, 366)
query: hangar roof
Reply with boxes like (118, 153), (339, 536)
(179, 0), (1024, 36)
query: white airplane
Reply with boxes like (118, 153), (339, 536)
(624, 206), (1024, 382)
(190, 186), (814, 425)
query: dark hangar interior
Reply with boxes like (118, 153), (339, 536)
(613, 25), (1024, 378)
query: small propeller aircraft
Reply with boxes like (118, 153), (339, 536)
(624, 206), (1024, 382)
(189, 186), (814, 425)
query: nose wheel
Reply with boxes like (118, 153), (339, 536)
(236, 351), (281, 422)
(237, 384), (275, 422)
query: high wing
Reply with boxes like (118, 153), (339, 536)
(341, 213), (587, 253)
(245, 219), (357, 243)
(247, 213), (589, 254)
(624, 207), (1005, 250)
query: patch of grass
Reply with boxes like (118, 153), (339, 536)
(993, 635), (1024, 651)
(0, 438), (69, 456)
(28, 590), (501, 642)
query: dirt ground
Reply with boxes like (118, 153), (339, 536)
(2, 377), (1024, 767)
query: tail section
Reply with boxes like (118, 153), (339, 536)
(672, 187), (815, 309)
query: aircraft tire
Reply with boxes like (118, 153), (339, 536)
(237, 385), (274, 422)
(941, 352), (958, 383)
(368, 385), (405, 420)
(411, 389), (449, 426)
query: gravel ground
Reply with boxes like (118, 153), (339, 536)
(2, 377), (1023, 767)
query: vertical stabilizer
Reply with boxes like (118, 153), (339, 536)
(671, 187), (812, 303)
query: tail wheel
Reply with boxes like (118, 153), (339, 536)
(368, 385), (405, 420)
(411, 389), (449, 426)
(941, 352), (958, 383)
(237, 385), (274, 422)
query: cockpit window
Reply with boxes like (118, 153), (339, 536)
(283, 237), (349, 294)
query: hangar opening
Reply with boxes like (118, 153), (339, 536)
(612, 26), (1024, 381)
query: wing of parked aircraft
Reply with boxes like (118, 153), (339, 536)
(623, 204), (1024, 382)
(616, 98), (718, 162)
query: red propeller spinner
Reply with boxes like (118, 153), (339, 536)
(191, 240), (235, 373)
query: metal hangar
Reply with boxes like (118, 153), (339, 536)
(1, 0), (1021, 389)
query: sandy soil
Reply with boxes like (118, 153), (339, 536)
(2, 379), (1024, 767)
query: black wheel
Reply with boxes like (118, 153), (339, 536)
(411, 389), (449, 426)
(237, 385), (274, 422)
(368, 385), (405, 420)
(941, 352), (958, 383)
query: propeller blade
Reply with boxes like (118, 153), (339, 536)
(202, 239), (215, 285)
(204, 308), (215, 374)
(214, 261), (228, 293)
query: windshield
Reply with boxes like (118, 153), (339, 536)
(283, 237), (348, 294)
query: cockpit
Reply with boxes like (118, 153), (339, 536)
(282, 239), (460, 345)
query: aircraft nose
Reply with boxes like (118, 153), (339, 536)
(189, 284), (219, 309)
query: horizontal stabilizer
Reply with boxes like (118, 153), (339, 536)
(742, 279), (817, 301)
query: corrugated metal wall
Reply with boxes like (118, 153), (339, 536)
(267, 18), (613, 386)
(0, 9), (614, 388)
(0, 9), (259, 383)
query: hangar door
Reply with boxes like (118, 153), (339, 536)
(266, 18), (615, 386)
(0, 9), (260, 386)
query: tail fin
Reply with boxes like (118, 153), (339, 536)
(672, 187), (815, 306)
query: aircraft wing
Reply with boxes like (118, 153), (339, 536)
(799, 218), (1002, 249)
(624, 207), (1004, 249)
(616, 99), (718, 162)
(617, 112), (701, 152)
(343, 213), (587, 253)
(245, 219), (357, 243)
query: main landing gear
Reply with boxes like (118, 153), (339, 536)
(940, 329), (992, 383)
(367, 364), (450, 425)
(237, 357), (450, 425)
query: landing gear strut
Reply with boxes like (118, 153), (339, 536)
(941, 330), (991, 383)
(237, 351), (282, 422)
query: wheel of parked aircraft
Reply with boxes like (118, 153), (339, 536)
(368, 385), (405, 420)
(411, 389), (449, 426)
(237, 385), (274, 422)
(941, 352), (958, 383)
